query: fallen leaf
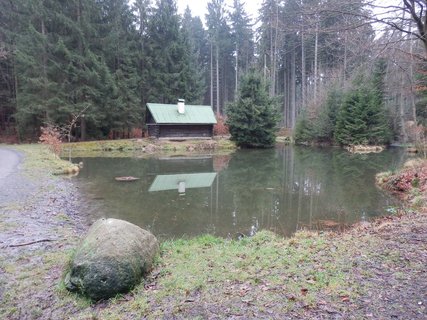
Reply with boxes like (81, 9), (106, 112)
(241, 298), (254, 304)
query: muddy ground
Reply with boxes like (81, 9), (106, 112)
(0, 147), (88, 319)
(0, 146), (426, 319)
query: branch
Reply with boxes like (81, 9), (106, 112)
(8, 238), (57, 247)
(403, 0), (426, 38)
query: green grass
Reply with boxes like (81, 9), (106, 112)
(60, 138), (236, 158)
(12, 144), (78, 176)
(81, 230), (361, 318)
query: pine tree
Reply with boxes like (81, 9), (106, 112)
(180, 7), (206, 104)
(365, 59), (391, 144)
(145, 0), (204, 104)
(11, 0), (119, 138)
(334, 87), (368, 145)
(294, 111), (315, 144)
(334, 63), (390, 146)
(182, 8), (209, 104)
(0, 0), (19, 131)
(206, 0), (234, 114)
(230, 0), (254, 94)
(226, 70), (280, 148)
(314, 87), (343, 142)
(94, 0), (141, 133)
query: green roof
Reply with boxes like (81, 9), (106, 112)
(147, 103), (217, 124)
(148, 173), (217, 192)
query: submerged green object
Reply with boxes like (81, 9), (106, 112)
(114, 176), (140, 181)
(148, 172), (217, 192)
(65, 218), (159, 300)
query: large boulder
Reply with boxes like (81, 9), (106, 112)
(65, 218), (159, 300)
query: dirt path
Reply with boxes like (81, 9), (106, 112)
(0, 148), (25, 203)
(0, 148), (21, 179)
(0, 147), (87, 319)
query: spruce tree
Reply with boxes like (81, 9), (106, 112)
(334, 88), (368, 145)
(294, 111), (315, 144)
(226, 70), (279, 148)
(180, 8), (206, 104)
(334, 62), (390, 146)
(11, 0), (119, 138)
(206, 0), (234, 114)
(365, 59), (391, 144)
(230, 0), (254, 93)
(145, 0), (204, 104)
(94, 0), (141, 133)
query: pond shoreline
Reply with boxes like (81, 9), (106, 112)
(61, 137), (236, 158)
(1, 144), (426, 319)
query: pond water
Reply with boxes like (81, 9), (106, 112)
(71, 145), (406, 239)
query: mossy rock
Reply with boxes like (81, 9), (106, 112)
(65, 218), (159, 300)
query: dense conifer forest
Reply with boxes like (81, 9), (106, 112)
(0, 0), (425, 143)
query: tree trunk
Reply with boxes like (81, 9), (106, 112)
(235, 42), (238, 98)
(400, 73), (408, 143)
(343, 30), (347, 81)
(270, 0), (279, 97)
(291, 49), (296, 128)
(216, 44), (220, 115)
(409, 24), (418, 141)
(210, 42), (214, 109)
(301, 31), (306, 110)
(41, 18), (49, 121)
(314, 20), (319, 102)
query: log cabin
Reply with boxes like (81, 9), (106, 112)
(146, 99), (217, 139)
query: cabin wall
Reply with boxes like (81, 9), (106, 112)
(146, 124), (213, 138)
(147, 124), (160, 138)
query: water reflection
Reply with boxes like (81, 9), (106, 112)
(72, 146), (405, 238)
(149, 173), (217, 193)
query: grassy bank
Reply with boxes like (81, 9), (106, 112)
(11, 144), (81, 176)
(61, 137), (236, 158)
(376, 158), (427, 208)
(1, 144), (426, 319)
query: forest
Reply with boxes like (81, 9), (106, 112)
(0, 0), (426, 144)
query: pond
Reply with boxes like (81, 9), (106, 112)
(71, 145), (406, 239)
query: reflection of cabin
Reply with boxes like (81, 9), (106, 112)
(149, 173), (217, 193)
(146, 99), (217, 139)
(148, 156), (214, 174)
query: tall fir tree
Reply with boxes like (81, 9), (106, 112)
(182, 7), (210, 104)
(180, 7), (206, 104)
(230, 0), (254, 95)
(206, 0), (234, 114)
(365, 59), (390, 144)
(0, 0), (19, 131)
(226, 70), (280, 148)
(334, 87), (369, 145)
(335, 62), (390, 146)
(11, 0), (120, 138)
(145, 0), (204, 104)
(94, 0), (141, 134)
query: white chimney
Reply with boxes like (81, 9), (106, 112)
(177, 99), (185, 114)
